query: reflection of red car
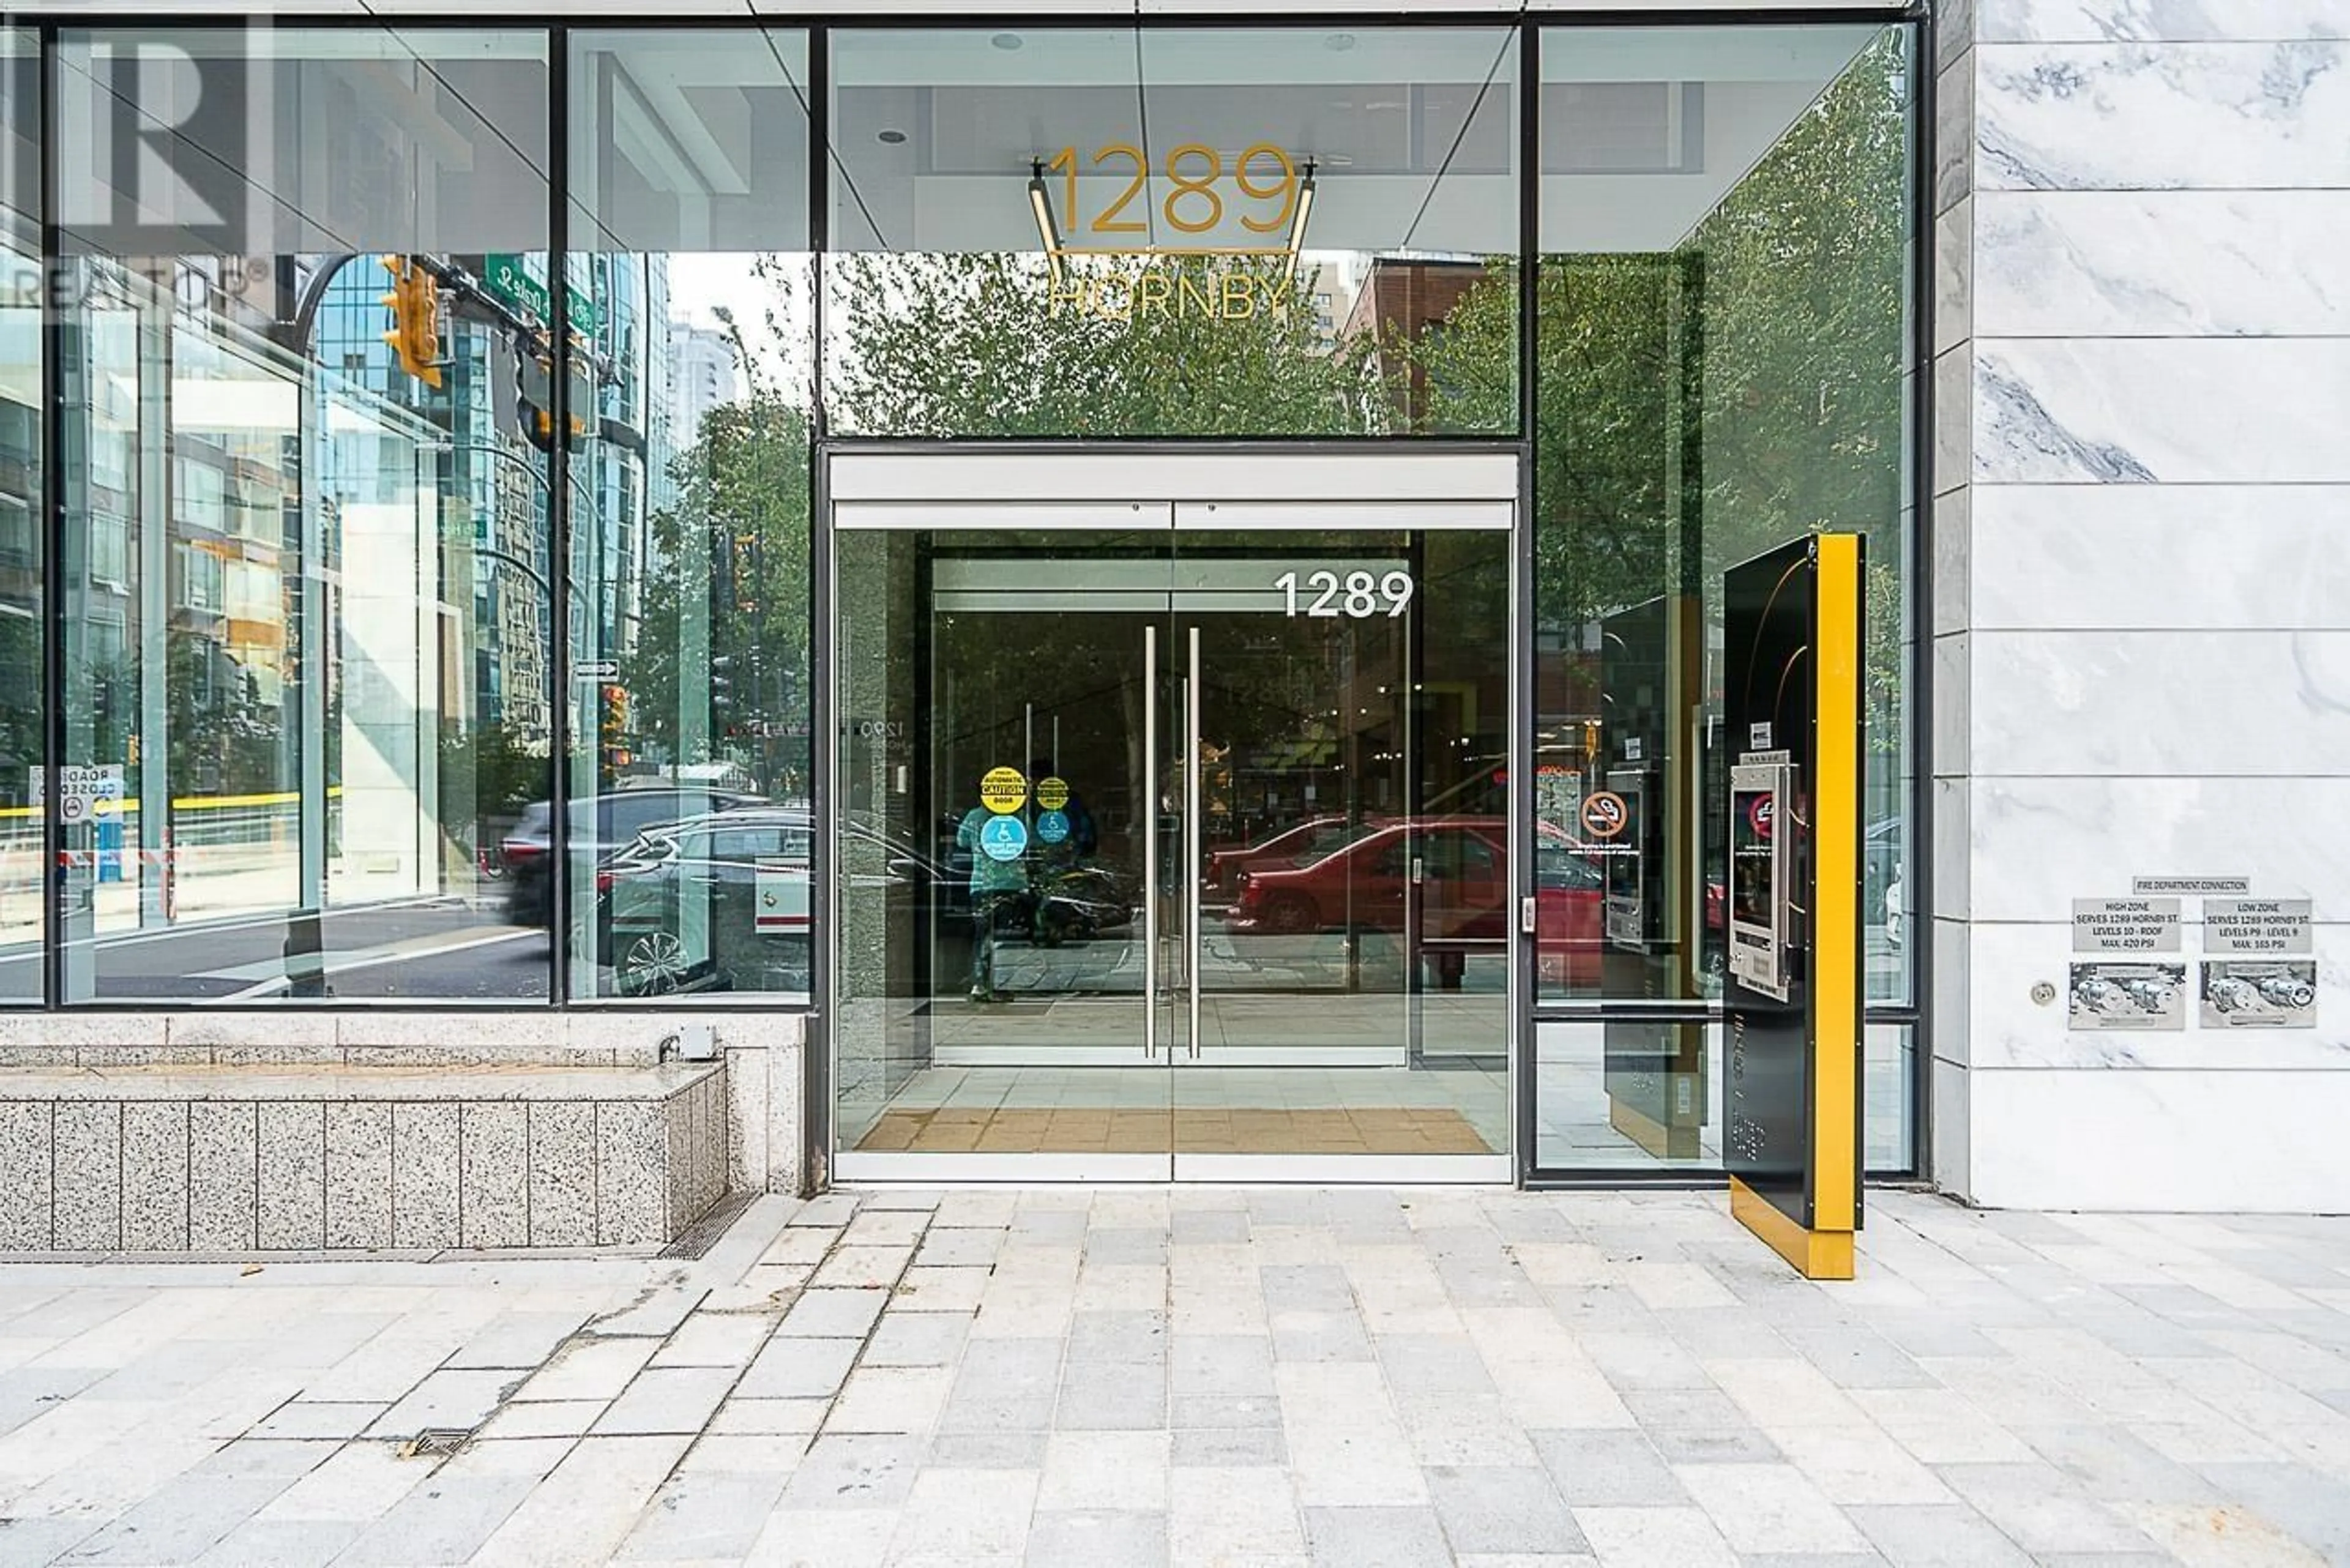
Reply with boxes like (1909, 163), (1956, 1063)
(1203, 815), (1390, 899)
(1535, 832), (1604, 987)
(1226, 817), (1505, 937)
(1222, 816), (1606, 988)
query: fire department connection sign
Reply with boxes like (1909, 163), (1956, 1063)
(2071, 898), (2180, 953)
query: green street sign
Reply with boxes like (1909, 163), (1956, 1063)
(482, 253), (603, 335)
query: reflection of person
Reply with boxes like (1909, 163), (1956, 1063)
(1030, 758), (1096, 858)
(957, 786), (1028, 1003)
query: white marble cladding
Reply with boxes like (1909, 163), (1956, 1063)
(1938, 0), (2350, 1211)
(1973, 340), (2350, 484)
(1979, 1), (2350, 44)
(1975, 41), (2350, 190)
(1974, 191), (2350, 337)
(0, 1062), (726, 1253)
(1966, 1066), (2350, 1212)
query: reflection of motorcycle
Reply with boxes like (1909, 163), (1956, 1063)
(1024, 865), (1132, 947)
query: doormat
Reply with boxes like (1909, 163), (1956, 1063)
(854, 1105), (1499, 1155)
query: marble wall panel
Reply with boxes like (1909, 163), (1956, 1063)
(257, 1102), (326, 1250)
(1975, 190), (2350, 337)
(1938, 48), (1976, 212)
(1931, 1056), (1971, 1193)
(1939, 0), (1978, 68)
(1931, 486), (1971, 638)
(1977, 42), (2350, 191)
(1969, 483), (2350, 631)
(1933, 916), (1974, 1067)
(392, 1103), (460, 1250)
(1969, 628), (2350, 775)
(1979, 1), (2350, 43)
(458, 1102), (528, 1249)
(1975, 338), (2350, 484)
(1936, 198), (1974, 357)
(1960, 919), (2349, 1071)
(527, 1102), (595, 1247)
(1932, 633), (1971, 775)
(1967, 775), (2350, 917)
(0, 1103), (49, 1249)
(53, 1103), (122, 1251)
(324, 1103), (393, 1250)
(1933, 775), (1971, 920)
(122, 1103), (189, 1252)
(188, 1102), (256, 1250)
(1966, 1064), (2350, 1209)
(1934, 346), (1975, 493)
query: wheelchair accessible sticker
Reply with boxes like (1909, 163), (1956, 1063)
(1036, 809), (1070, 845)
(979, 814), (1029, 862)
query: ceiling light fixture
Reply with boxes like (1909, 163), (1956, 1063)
(1285, 159), (1318, 275)
(876, 127), (908, 145)
(991, 32), (1024, 51)
(1029, 159), (1066, 286)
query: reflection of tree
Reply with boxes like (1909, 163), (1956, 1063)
(827, 252), (1379, 436)
(630, 388), (813, 797)
(1419, 29), (1911, 753)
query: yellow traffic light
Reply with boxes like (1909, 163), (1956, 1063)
(378, 254), (444, 389)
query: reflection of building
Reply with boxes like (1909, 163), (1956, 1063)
(1340, 256), (1493, 428)
(666, 323), (737, 457)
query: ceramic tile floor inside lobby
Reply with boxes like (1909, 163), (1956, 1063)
(0, 1190), (2345, 1567)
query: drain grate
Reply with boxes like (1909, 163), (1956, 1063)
(660, 1192), (755, 1260)
(398, 1428), (472, 1459)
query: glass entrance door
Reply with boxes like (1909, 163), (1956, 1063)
(831, 463), (1515, 1180)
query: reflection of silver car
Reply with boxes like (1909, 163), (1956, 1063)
(592, 808), (944, 996)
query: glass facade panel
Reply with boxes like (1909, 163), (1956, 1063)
(1535, 1017), (1914, 1173)
(1526, 24), (1914, 1167)
(565, 30), (815, 1001)
(0, 17), (1921, 1179)
(0, 31), (36, 1002)
(824, 26), (1518, 438)
(54, 28), (553, 999)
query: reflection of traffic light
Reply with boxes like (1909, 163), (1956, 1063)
(378, 255), (444, 388)
(709, 655), (737, 736)
(600, 684), (632, 771)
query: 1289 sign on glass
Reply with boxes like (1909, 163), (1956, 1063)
(1043, 143), (1306, 247)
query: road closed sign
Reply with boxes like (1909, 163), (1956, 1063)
(29, 765), (124, 824)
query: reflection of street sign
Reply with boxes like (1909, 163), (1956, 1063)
(575, 660), (619, 680)
(1580, 791), (1629, 840)
(1037, 809), (1070, 845)
(1037, 776), (1070, 812)
(980, 767), (1026, 814)
(1748, 794), (1775, 838)
(482, 253), (605, 334)
(979, 815), (1028, 862)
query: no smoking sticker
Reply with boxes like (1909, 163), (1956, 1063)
(1580, 791), (1629, 840)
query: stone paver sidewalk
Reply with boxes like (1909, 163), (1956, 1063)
(0, 1188), (2343, 1566)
